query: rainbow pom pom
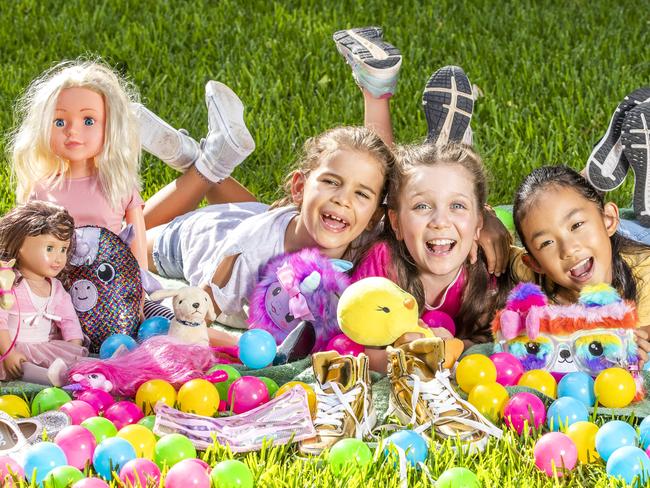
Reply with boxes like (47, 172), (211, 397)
(579, 283), (621, 307)
(506, 282), (547, 312)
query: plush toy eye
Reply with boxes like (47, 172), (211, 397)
(285, 313), (295, 323)
(588, 341), (604, 357)
(525, 342), (540, 354)
(272, 287), (281, 296)
(376, 306), (390, 313)
(96, 263), (115, 283)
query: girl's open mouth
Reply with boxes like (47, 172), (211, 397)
(321, 212), (349, 232)
(426, 238), (456, 255)
(569, 257), (594, 282)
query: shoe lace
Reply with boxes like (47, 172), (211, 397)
(313, 381), (369, 439)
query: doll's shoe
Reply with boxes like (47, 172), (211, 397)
(299, 351), (376, 455)
(586, 87), (650, 191)
(387, 342), (501, 453)
(622, 102), (650, 226)
(16, 411), (70, 444)
(194, 81), (256, 183)
(0, 411), (30, 461)
(134, 103), (201, 171)
(333, 26), (402, 99)
(423, 66), (474, 145)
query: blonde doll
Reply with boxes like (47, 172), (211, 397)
(9, 60), (146, 267)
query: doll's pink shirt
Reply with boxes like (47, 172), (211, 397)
(31, 175), (144, 234)
(0, 278), (83, 343)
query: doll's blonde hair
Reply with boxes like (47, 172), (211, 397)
(9, 59), (141, 211)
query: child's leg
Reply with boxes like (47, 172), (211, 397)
(622, 102), (650, 226)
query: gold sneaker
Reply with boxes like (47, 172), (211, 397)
(387, 338), (502, 452)
(299, 351), (376, 455)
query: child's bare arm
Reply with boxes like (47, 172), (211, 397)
(635, 326), (650, 367)
(474, 207), (512, 276)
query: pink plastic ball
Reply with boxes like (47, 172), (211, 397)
(228, 376), (270, 414)
(503, 392), (546, 434)
(54, 425), (97, 470)
(76, 389), (114, 415)
(420, 309), (456, 336)
(326, 334), (364, 356)
(490, 352), (525, 386)
(72, 478), (110, 488)
(165, 458), (211, 488)
(0, 455), (24, 487)
(186, 458), (210, 472)
(60, 400), (98, 425)
(534, 432), (578, 476)
(120, 458), (161, 487)
(104, 401), (144, 430)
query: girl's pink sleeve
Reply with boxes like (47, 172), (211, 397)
(54, 285), (84, 342)
(351, 241), (395, 282)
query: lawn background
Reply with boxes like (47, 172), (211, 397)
(0, 1), (649, 486)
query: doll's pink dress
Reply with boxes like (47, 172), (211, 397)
(0, 278), (88, 380)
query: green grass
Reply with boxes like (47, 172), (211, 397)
(1, 1), (649, 485)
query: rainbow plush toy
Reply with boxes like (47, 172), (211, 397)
(492, 283), (642, 395)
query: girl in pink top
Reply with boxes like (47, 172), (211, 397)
(0, 201), (87, 386)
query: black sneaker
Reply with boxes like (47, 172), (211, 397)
(586, 87), (650, 192)
(422, 66), (474, 145)
(622, 102), (650, 227)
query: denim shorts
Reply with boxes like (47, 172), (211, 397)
(150, 218), (185, 280)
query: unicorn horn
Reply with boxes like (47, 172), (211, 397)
(299, 271), (321, 294)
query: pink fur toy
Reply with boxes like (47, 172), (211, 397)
(67, 336), (234, 397)
(248, 248), (351, 351)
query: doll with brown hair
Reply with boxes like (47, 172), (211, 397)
(0, 201), (87, 386)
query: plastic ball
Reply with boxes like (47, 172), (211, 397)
(76, 389), (114, 415)
(640, 417), (650, 449)
(177, 379), (220, 417)
(275, 381), (317, 417)
(81, 416), (118, 444)
(23, 441), (67, 484)
(456, 354), (497, 393)
(208, 364), (241, 409)
(238, 329), (277, 369)
(137, 316), (170, 341)
(99, 333), (138, 359)
(228, 376), (270, 414)
(258, 377), (280, 398)
(103, 401), (144, 430)
(54, 425), (97, 470)
(31, 387), (72, 415)
(595, 420), (638, 461)
(0, 455), (24, 487)
(517, 369), (557, 398)
(60, 400), (97, 425)
(435, 467), (480, 487)
(118, 424), (157, 459)
(165, 458), (211, 488)
(384, 430), (428, 466)
(135, 379), (177, 416)
(557, 372), (596, 407)
(210, 459), (254, 488)
(421, 309), (456, 336)
(566, 421), (600, 464)
(119, 458), (161, 487)
(468, 382), (509, 421)
(490, 352), (524, 386)
(328, 438), (372, 475)
(606, 446), (650, 485)
(326, 334), (365, 356)
(594, 367), (636, 408)
(0, 394), (30, 418)
(154, 433), (197, 469)
(533, 432), (578, 477)
(546, 397), (589, 431)
(92, 437), (137, 480)
(43, 465), (84, 488)
(72, 478), (110, 488)
(503, 392), (546, 435)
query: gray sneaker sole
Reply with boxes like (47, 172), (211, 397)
(333, 27), (402, 71)
(622, 103), (650, 227)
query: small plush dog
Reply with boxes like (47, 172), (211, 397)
(149, 286), (215, 346)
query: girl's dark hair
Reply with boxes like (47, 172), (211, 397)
(0, 201), (76, 267)
(513, 165), (645, 301)
(379, 142), (511, 342)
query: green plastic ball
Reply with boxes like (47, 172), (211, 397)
(154, 433), (196, 469)
(210, 459), (254, 488)
(43, 465), (84, 488)
(435, 467), (480, 488)
(31, 388), (71, 415)
(80, 416), (117, 444)
(328, 438), (372, 475)
(258, 377), (279, 398)
(208, 364), (242, 404)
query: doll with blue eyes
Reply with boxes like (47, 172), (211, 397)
(9, 60), (147, 268)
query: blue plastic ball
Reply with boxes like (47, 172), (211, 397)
(23, 441), (67, 484)
(137, 316), (170, 342)
(606, 446), (650, 485)
(99, 333), (138, 359)
(639, 417), (650, 449)
(238, 330), (277, 369)
(384, 430), (428, 466)
(596, 420), (638, 461)
(546, 397), (589, 431)
(557, 372), (595, 407)
(92, 437), (137, 480)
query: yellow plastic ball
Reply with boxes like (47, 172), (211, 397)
(177, 379), (220, 417)
(517, 369), (557, 398)
(135, 379), (177, 416)
(594, 367), (636, 408)
(468, 382), (510, 421)
(117, 424), (157, 459)
(565, 421), (600, 464)
(456, 354), (497, 393)
(0, 395), (30, 418)
(275, 381), (317, 417)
